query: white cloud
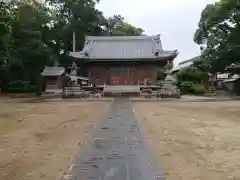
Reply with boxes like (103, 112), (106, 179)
(97, 0), (218, 65)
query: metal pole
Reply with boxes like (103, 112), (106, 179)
(73, 32), (76, 52)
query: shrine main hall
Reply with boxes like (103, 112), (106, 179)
(70, 35), (178, 86)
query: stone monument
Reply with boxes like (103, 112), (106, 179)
(160, 61), (181, 98)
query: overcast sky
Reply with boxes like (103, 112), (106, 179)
(97, 0), (217, 65)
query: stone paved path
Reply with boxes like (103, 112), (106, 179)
(63, 98), (164, 180)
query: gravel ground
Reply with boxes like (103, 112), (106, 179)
(0, 98), (109, 180)
(134, 101), (240, 180)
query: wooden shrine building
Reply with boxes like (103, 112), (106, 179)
(69, 35), (178, 86)
(41, 66), (65, 92)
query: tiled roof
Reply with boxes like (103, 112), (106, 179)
(69, 35), (177, 60)
(172, 56), (200, 72)
(226, 63), (240, 69)
(41, 66), (65, 76)
(178, 56), (200, 66)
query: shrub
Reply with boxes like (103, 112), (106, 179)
(7, 86), (36, 93)
(8, 80), (30, 89)
(191, 84), (206, 95)
(7, 80), (36, 93)
(177, 67), (203, 83)
(180, 81), (206, 95)
(180, 81), (194, 94)
(28, 85), (37, 92)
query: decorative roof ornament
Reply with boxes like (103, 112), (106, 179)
(154, 34), (162, 57)
(154, 34), (161, 41)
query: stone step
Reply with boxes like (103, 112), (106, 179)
(103, 86), (141, 97)
(104, 86), (141, 93)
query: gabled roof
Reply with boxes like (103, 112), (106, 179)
(41, 66), (65, 76)
(69, 35), (178, 60)
(226, 63), (240, 70)
(222, 75), (240, 82)
(172, 56), (200, 72)
(178, 56), (200, 66)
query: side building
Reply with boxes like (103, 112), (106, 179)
(172, 56), (200, 74)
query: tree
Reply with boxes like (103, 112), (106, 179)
(10, 1), (54, 84)
(0, 0), (145, 92)
(0, 1), (13, 90)
(106, 15), (144, 36)
(47, 0), (107, 53)
(113, 22), (144, 36)
(0, 22), (7, 37)
(177, 67), (203, 84)
(45, 0), (109, 69)
(0, 0), (54, 90)
(194, 0), (240, 74)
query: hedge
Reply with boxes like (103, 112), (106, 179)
(180, 81), (206, 95)
(7, 86), (37, 93)
(7, 80), (37, 93)
(180, 81), (194, 94)
(191, 84), (206, 95)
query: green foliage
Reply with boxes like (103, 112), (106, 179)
(194, 0), (240, 74)
(7, 80), (36, 93)
(180, 81), (206, 95)
(191, 84), (206, 95)
(8, 80), (30, 88)
(180, 81), (194, 93)
(107, 15), (144, 36)
(7, 86), (36, 93)
(0, 22), (7, 37)
(0, 0), (145, 93)
(177, 67), (204, 84)
(177, 58), (209, 93)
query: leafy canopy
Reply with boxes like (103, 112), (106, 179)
(194, 0), (240, 74)
(0, 0), (145, 91)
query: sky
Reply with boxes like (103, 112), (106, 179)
(97, 0), (217, 65)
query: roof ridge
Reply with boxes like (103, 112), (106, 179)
(69, 34), (178, 60)
(86, 35), (157, 41)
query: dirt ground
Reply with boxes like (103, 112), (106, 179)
(0, 97), (110, 180)
(134, 101), (240, 180)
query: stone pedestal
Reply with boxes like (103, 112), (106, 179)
(160, 63), (180, 98)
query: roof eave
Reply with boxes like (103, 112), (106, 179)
(41, 74), (64, 76)
(72, 56), (176, 63)
(41, 66), (65, 76)
(70, 49), (178, 61)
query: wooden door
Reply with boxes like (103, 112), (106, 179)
(109, 67), (135, 85)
